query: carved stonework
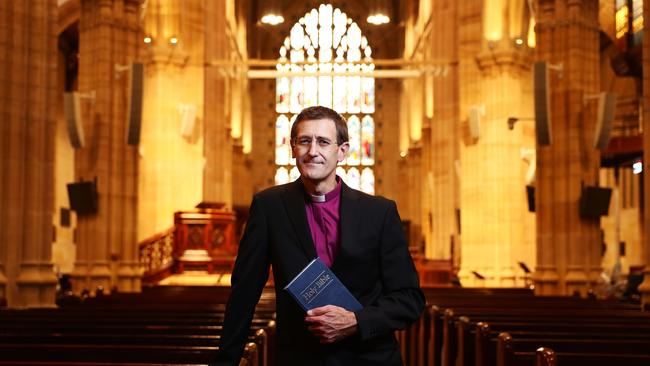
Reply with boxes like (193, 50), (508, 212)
(476, 47), (533, 76)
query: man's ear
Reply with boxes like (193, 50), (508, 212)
(337, 142), (350, 162)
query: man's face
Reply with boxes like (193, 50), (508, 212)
(292, 118), (349, 185)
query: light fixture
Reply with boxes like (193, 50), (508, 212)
(169, 36), (178, 46)
(633, 160), (643, 174)
(260, 0), (284, 25)
(367, 0), (390, 25)
(143, 36), (152, 44)
(515, 38), (524, 46)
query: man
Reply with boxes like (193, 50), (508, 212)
(214, 106), (424, 365)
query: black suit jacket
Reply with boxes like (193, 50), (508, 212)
(215, 180), (425, 365)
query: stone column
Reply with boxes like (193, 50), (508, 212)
(72, 0), (141, 293)
(534, 0), (602, 296)
(137, 0), (204, 245)
(0, 0), (59, 307)
(0, 0), (7, 304)
(458, 0), (536, 287)
(640, 0), (650, 308)
(427, 0), (460, 261)
(203, 0), (232, 208)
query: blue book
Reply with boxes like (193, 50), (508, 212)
(284, 257), (363, 312)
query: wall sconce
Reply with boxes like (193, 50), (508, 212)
(143, 35), (153, 45)
(169, 36), (178, 46)
(260, 0), (284, 25)
(367, 0), (390, 25)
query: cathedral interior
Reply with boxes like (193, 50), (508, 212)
(1, 0), (649, 314)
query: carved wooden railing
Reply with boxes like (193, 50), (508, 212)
(139, 227), (175, 283)
(139, 207), (238, 284)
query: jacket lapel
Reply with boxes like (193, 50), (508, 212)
(332, 182), (361, 271)
(282, 180), (317, 260)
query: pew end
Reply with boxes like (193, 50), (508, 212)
(536, 347), (556, 366)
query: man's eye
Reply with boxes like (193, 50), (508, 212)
(318, 140), (331, 146)
(298, 139), (311, 145)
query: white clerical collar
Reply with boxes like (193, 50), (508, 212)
(309, 194), (326, 203)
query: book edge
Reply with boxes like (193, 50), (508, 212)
(283, 257), (320, 290)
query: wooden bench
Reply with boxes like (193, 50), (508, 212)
(1, 286), (278, 366)
(497, 333), (650, 366)
(418, 290), (646, 366)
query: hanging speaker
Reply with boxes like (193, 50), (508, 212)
(179, 103), (197, 138)
(67, 181), (98, 216)
(593, 92), (617, 150)
(63, 92), (85, 148)
(468, 105), (482, 140)
(579, 186), (612, 219)
(526, 185), (535, 212)
(534, 61), (552, 145)
(126, 63), (144, 145)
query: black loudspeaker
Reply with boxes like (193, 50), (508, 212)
(579, 186), (612, 219)
(67, 181), (98, 216)
(534, 61), (552, 145)
(526, 185), (535, 212)
(63, 92), (85, 148)
(126, 63), (144, 145)
(593, 92), (617, 150)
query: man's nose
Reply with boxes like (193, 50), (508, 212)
(307, 140), (319, 155)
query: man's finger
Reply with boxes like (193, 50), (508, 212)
(306, 305), (337, 316)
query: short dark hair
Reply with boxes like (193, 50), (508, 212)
(290, 106), (349, 145)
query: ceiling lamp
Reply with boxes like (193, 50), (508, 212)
(367, 0), (390, 25)
(260, 0), (284, 25)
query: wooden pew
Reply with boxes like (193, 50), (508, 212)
(1, 286), (277, 366)
(497, 333), (650, 366)
(424, 293), (647, 366)
(473, 320), (650, 366)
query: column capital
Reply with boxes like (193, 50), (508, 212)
(476, 46), (532, 76)
(143, 45), (190, 68)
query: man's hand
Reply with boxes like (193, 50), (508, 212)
(305, 305), (358, 344)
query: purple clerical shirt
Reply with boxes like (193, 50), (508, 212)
(304, 178), (342, 268)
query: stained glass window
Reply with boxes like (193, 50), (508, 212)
(275, 167), (289, 185)
(616, 0), (644, 49)
(275, 115), (291, 165)
(360, 168), (375, 195)
(275, 4), (376, 194)
(347, 115), (361, 166)
(361, 115), (375, 165)
(347, 167), (360, 190)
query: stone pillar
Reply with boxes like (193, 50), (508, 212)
(458, 0), (536, 287)
(534, 0), (602, 296)
(137, 0), (204, 240)
(427, 0), (460, 261)
(461, 46), (534, 287)
(72, 0), (141, 293)
(640, 0), (650, 308)
(0, 0), (59, 307)
(203, 0), (232, 208)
